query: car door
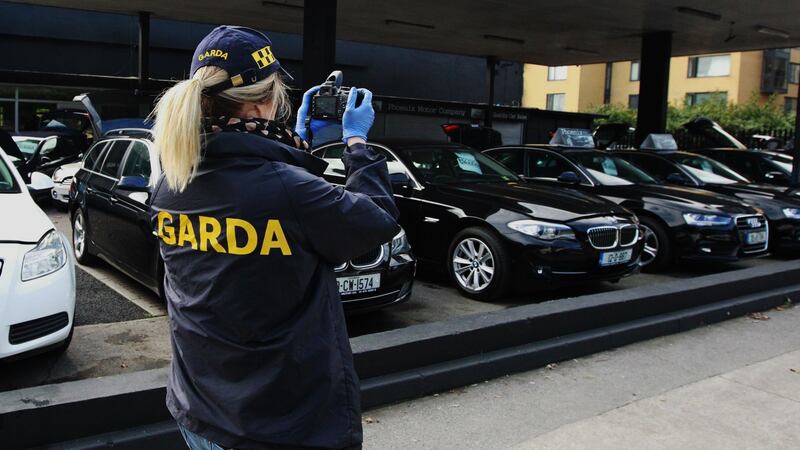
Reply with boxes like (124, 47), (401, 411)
(84, 139), (132, 257)
(108, 139), (159, 287)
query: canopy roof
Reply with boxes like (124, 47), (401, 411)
(9, 0), (800, 64)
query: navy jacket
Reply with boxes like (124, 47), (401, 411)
(150, 132), (400, 449)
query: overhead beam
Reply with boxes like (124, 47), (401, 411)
(635, 31), (672, 147)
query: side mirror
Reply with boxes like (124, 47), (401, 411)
(666, 172), (689, 185)
(116, 175), (150, 192)
(390, 172), (413, 194)
(557, 171), (581, 185)
(764, 171), (789, 184)
(27, 171), (55, 192)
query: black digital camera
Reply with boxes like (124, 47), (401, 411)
(310, 71), (363, 121)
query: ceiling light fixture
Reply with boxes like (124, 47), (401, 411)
(675, 6), (722, 21)
(563, 46), (600, 55)
(385, 19), (435, 30)
(756, 25), (790, 39)
(483, 34), (525, 45)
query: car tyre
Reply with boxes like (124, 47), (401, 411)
(447, 227), (510, 302)
(72, 208), (97, 265)
(639, 216), (671, 272)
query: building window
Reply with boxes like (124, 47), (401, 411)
(547, 66), (568, 81)
(789, 63), (800, 84)
(687, 54), (731, 78)
(762, 49), (791, 94)
(686, 92), (728, 106)
(785, 97), (797, 114)
(546, 93), (566, 111)
(630, 61), (640, 81)
(628, 95), (639, 109)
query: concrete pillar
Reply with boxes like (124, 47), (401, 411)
(302, 0), (337, 90)
(485, 56), (497, 128)
(791, 104), (800, 187)
(634, 31), (672, 147)
(138, 12), (150, 90)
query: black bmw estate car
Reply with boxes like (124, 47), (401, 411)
(613, 147), (800, 255)
(69, 133), (415, 313)
(313, 140), (644, 301)
(485, 144), (767, 271)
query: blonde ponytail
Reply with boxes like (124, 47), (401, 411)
(151, 66), (292, 193)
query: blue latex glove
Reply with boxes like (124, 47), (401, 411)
(342, 87), (374, 143)
(294, 85), (336, 141)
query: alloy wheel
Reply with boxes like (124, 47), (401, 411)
(640, 224), (659, 267)
(73, 212), (86, 258)
(452, 237), (495, 292)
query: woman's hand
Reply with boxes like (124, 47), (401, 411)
(342, 87), (374, 144)
(294, 85), (336, 141)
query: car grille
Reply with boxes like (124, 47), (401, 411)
(735, 214), (769, 254)
(334, 245), (387, 272)
(350, 245), (386, 270)
(587, 224), (639, 250)
(619, 225), (639, 246)
(587, 226), (619, 249)
(9, 312), (69, 345)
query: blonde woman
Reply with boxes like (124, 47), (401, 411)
(150, 26), (398, 450)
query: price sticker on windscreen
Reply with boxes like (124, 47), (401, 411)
(455, 152), (482, 174)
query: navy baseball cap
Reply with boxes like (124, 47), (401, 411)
(190, 25), (293, 95)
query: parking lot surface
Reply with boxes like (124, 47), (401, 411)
(0, 204), (786, 392)
(363, 303), (800, 449)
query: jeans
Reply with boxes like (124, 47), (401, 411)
(178, 425), (226, 450)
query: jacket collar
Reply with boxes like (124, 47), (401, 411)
(202, 131), (328, 176)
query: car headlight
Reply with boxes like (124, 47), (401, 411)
(682, 213), (732, 227)
(508, 220), (576, 240)
(390, 229), (411, 254)
(782, 208), (800, 220)
(52, 169), (61, 182)
(21, 230), (67, 281)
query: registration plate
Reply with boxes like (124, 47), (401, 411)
(599, 249), (633, 266)
(746, 231), (767, 245)
(337, 273), (380, 296)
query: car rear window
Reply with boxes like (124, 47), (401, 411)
(0, 156), (20, 193)
(98, 140), (131, 178)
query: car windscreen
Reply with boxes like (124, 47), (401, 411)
(12, 138), (41, 161)
(669, 154), (749, 184)
(0, 156), (20, 193)
(397, 146), (519, 184)
(763, 153), (793, 173)
(570, 152), (658, 185)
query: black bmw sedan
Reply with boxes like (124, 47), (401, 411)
(614, 149), (800, 255)
(68, 133), (415, 313)
(313, 140), (644, 301)
(484, 145), (767, 271)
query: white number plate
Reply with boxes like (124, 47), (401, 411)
(599, 249), (633, 266)
(337, 273), (380, 296)
(746, 231), (767, 245)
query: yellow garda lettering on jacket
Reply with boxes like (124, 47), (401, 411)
(156, 212), (291, 256)
(198, 49), (229, 62)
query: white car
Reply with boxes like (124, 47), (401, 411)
(0, 146), (76, 359)
(51, 161), (81, 206)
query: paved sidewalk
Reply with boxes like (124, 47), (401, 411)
(363, 304), (800, 449)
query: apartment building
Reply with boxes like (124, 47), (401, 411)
(523, 49), (800, 114)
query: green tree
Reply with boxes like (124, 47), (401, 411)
(586, 94), (796, 134)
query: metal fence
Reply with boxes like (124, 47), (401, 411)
(608, 128), (796, 150)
